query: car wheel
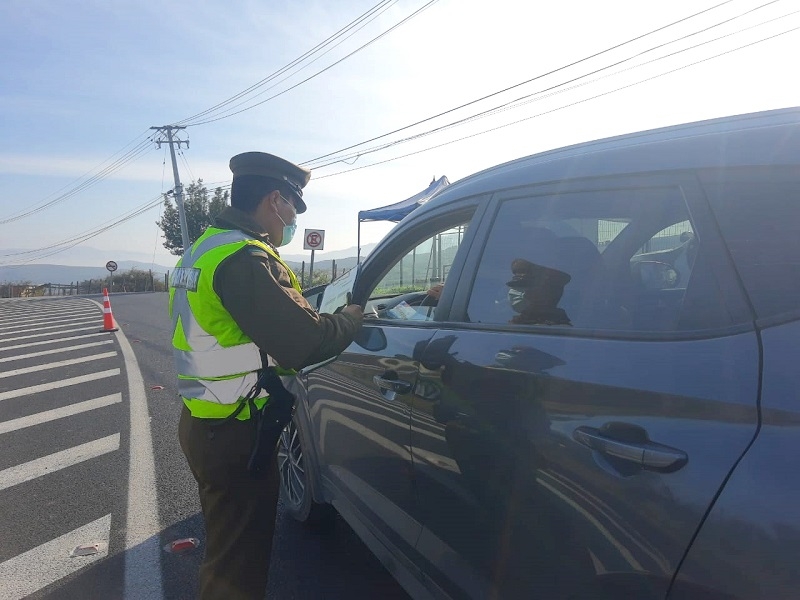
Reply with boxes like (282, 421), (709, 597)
(278, 415), (335, 530)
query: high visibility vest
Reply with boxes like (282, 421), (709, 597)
(169, 227), (301, 419)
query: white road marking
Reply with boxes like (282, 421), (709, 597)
(0, 351), (118, 378)
(0, 325), (100, 344)
(0, 369), (120, 402)
(0, 319), (99, 336)
(0, 514), (111, 600)
(3, 304), (96, 319)
(0, 394), (122, 435)
(0, 433), (120, 492)
(0, 311), (99, 329)
(0, 332), (108, 352)
(0, 340), (114, 363)
(115, 326), (165, 598)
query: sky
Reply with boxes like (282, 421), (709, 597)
(0, 0), (797, 270)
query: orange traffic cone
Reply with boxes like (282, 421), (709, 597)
(100, 288), (119, 332)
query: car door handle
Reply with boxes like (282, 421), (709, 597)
(573, 425), (688, 473)
(373, 375), (412, 395)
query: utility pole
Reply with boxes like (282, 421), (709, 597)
(151, 125), (190, 253)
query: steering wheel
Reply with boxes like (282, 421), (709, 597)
(420, 293), (438, 307)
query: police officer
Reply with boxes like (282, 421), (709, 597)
(170, 152), (363, 599)
(506, 258), (572, 325)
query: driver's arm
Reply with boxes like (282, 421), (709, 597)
(427, 283), (444, 300)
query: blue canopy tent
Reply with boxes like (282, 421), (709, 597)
(357, 175), (450, 263)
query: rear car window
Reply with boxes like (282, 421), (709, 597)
(702, 167), (800, 320)
(466, 184), (733, 332)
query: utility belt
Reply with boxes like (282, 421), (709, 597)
(189, 368), (296, 477)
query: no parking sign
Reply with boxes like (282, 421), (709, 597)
(303, 229), (325, 251)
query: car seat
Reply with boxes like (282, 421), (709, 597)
(547, 236), (602, 325)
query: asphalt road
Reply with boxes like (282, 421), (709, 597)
(0, 293), (410, 600)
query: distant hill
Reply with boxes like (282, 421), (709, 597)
(0, 243), (377, 285)
(0, 255), (365, 286)
(0, 261), (172, 285)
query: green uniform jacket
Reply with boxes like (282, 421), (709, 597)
(210, 206), (360, 371)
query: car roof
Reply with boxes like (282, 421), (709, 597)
(413, 106), (800, 217)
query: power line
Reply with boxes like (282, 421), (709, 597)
(3, 1), (788, 263)
(0, 133), (154, 225)
(0, 194), (165, 266)
(174, 0), (396, 126)
(0, 1), (427, 226)
(179, 148), (195, 184)
(185, 0), (441, 126)
(308, 0), (792, 169)
(301, 0), (742, 167)
(314, 24), (800, 180)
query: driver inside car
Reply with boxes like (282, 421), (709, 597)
(426, 282), (445, 302)
(506, 258), (573, 326)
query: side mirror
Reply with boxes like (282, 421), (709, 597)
(633, 261), (679, 290)
(354, 326), (387, 352)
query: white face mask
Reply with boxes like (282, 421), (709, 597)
(276, 196), (297, 247)
(508, 288), (530, 313)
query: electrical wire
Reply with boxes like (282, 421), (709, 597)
(0, 2), (412, 226)
(3, 1), (788, 262)
(178, 3), (399, 126)
(152, 147), (169, 268)
(0, 134), (154, 225)
(178, 148), (196, 184)
(0, 194), (165, 265)
(185, 0), (441, 126)
(175, 0), (397, 125)
(308, 1), (793, 169)
(302, 0), (773, 167)
(313, 24), (799, 180)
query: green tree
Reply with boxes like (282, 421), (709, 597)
(157, 180), (229, 255)
(78, 268), (167, 294)
(308, 270), (331, 288)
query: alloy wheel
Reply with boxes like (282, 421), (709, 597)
(278, 420), (306, 509)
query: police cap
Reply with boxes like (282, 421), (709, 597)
(506, 258), (571, 289)
(229, 152), (311, 214)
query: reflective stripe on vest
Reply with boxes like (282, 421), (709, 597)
(169, 227), (301, 419)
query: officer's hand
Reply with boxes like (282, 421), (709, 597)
(341, 303), (364, 321)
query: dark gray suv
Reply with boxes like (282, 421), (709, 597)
(279, 107), (800, 600)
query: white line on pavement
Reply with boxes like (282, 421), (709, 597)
(0, 303), (94, 319)
(0, 319), (99, 336)
(0, 514), (111, 600)
(0, 433), (120, 492)
(0, 369), (120, 402)
(0, 332), (108, 353)
(115, 324), (165, 599)
(0, 340), (114, 363)
(0, 310), (99, 328)
(0, 325), (100, 344)
(0, 394), (122, 435)
(0, 351), (118, 378)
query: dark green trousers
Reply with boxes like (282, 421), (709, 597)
(179, 405), (280, 600)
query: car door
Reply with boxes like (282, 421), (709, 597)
(409, 175), (759, 599)
(305, 203), (479, 578)
(670, 165), (800, 599)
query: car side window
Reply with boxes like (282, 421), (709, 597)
(702, 167), (800, 320)
(466, 185), (725, 332)
(365, 222), (470, 321)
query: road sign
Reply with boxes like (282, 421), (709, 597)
(106, 261), (118, 272)
(303, 229), (325, 251)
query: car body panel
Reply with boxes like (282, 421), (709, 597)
(304, 324), (433, 570)
(670, 317), (800, 599)
(410, 327), (759, 599)
(290, 107), (800, 599)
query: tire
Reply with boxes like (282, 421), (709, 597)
(278, 415), (336, 530)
